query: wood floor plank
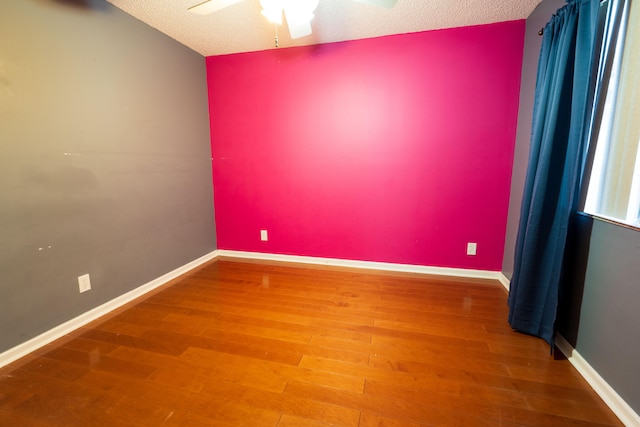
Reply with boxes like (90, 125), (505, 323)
(105, 395), (177, 426)
(0, 372), (39, 411)
(205, 383), (361, 427)
(79, 328), (189, 356)
(184, 347), (366, 393)
(201, 327), (370, 365)
(8, 372), (121, 426)
(143, 328), (304, 365)
(0, 409), (53, 427)
(160, 410), (239, 427)
(277, 414), (340, 427)
(137, 300), (221, 320)
(367, 351), (511, 379)
(507, 362), (593, 389)
(286, 380), (499, 426)
(370, 332), (490, 354)
(167, 391), (282, 427)
(18, 356), (91, 383)
(299, 354), (507, 394)
(189, 313), (316, 344)
(358, 412), (425, 427)
(59, 336), (120, 357)
(41, 347), (157, 380)
(74, 369), (194, 409)
(524, 394), (624, 425)
(198, 312), (372, 344)
(0, 259), (623, 426)
(363, 378), (528, 410)
(105, 308), (212, 336)
(498, 405), (620, 427)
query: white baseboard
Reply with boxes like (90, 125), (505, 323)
(497, 272), (510, 291)
(0, 250), (219, 369)
(218, 250), (503, 281)
(555, 334), (640, 427)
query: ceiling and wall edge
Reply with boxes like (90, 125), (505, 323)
(106, 0), (544, 56)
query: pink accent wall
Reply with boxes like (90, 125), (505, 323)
(207, 20), (525, 271)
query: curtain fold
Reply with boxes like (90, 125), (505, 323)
(508, 0), (600, 346)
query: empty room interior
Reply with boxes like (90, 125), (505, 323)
(1, 0), (639, 426)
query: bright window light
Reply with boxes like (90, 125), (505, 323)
(583, 0), (640, 228)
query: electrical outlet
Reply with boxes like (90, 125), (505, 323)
(467, 242), (477, 256)
(78, 274), (91, 293)
(260, 230), (268, 241)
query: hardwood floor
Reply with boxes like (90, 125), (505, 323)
(0, 258), (623, 426)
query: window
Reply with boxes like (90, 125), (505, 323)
(583, 0), (640, 228)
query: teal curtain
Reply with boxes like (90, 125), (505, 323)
(508, 0), (600, 346)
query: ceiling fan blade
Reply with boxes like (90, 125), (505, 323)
(350, 0), (397, 8)
(188, 0), (244, 15)
(284, 7), (313, 39)
(287, 19), (313, 39)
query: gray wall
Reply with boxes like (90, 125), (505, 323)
(504, 0), (640, 417)
(0, 0), (216, 353)
(574, 220), (640, 413)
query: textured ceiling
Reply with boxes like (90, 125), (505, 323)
(106, 0), (543, 56)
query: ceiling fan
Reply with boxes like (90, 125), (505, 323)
(188, 0), (398, 40)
